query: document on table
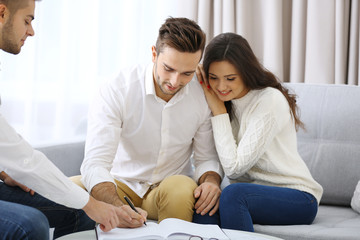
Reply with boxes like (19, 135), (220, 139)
(95, 217), (229, 240)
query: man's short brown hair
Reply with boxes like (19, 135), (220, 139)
(155, 17), (206, 58)
(0, 0), (37, 15)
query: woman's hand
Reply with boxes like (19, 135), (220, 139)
(196, 64), (227, 116)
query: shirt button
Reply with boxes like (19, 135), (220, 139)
(45, 194), (50, 198)
(24, 159), (29, 164)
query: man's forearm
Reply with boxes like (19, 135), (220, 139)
(90, 182), (124, 207)
(198, 171), (221, 186)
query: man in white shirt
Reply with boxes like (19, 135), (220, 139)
(0, 1), (145, 239)
(79, 17), (223, 223)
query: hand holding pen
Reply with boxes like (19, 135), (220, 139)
(124, 196), (147, 226)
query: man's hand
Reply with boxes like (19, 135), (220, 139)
(90, 182), (148, 228)
(194, 171), (222, 216)
(83, 197), (147, 231)
(0, 171), (35, 195)
(117, 205), (147, 228)
(83, 196), (120, 231)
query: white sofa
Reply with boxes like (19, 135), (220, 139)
(38, 83), (360, 240)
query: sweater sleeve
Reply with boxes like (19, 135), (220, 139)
(211, 91), (290, 179)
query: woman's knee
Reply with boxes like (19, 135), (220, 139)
(220, 183), (249, 207)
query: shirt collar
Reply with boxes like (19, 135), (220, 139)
(145, 62), (156, 96)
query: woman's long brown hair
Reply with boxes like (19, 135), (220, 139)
(203, 33), (304, 130)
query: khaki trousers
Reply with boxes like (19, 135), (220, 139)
(70, 175), (197, 222)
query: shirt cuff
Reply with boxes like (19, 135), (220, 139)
(82, 167), (116, 193)
(65, 185), (90, 209)
(194, 160), (223, 183)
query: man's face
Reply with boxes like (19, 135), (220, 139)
(152, 46), (202, 102)
(0, 0), (35, 54)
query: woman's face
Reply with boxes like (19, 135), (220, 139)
(208, 60), (249, 101)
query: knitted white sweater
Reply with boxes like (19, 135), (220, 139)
(211, 87), (323, 203)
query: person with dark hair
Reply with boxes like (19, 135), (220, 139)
(0, 0), (141, 239)
(78, 17), (223, 223)
(195, 32), (323, 231)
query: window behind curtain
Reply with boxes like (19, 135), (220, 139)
(0, 0), (196, 146)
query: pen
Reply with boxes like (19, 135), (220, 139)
(94, 223), (99, 240)
(124, 196), (147, 226)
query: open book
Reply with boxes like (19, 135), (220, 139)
(96, 218), (229, 240)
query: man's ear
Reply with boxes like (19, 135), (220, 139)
(0, 4), (8, 25)
(151, 46), (157, 63)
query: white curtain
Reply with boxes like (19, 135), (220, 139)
(197, 0), (359, 85)
(0, 0), (358, 145)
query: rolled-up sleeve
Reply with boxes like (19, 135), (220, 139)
(80, 80), (123, 192)
(192, 110), (223, 182)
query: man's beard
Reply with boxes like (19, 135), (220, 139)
(1, 18), (21, 55)
(156, 75), (180, 96)
(154, 63), (181, 97)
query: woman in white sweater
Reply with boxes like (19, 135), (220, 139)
(195, 33), (323, 231)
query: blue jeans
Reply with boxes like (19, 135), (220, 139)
(0, 200), (49, 240)
(193, 183), (318, 232)
(0, 182), (95, 239)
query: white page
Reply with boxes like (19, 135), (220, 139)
(96, 218), (229, 240)
(96, 222), (164, 240)
(159, 218), (229, 240)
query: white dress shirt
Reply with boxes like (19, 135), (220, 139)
(81, 63), (223, 197)
(0, 113), (89, 209)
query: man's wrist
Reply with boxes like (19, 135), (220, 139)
(90, 182), (124, 207)
(199, 171), (221, 186)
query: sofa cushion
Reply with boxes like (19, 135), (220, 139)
(285, 83), (360, 206)
(254, 205), (360, 240)
(351, 180), (360, 213)
(36, 141), (85, 177)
